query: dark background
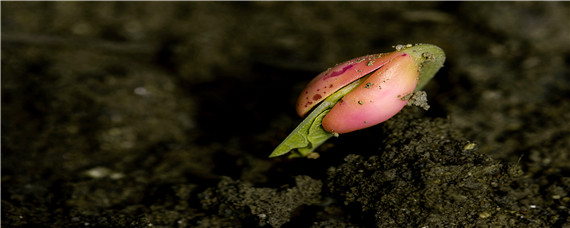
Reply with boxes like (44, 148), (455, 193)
(2, 2), (569, 227)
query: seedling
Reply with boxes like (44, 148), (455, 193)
(270, 44), (445, 158)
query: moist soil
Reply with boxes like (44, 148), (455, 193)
(2, 2), (569, 227)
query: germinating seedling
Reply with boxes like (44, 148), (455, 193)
(270, 44), (445, 158)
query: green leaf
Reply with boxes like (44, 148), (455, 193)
(269, 77), (366, 158)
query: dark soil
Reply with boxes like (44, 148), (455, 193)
(2, 2), (569, 227)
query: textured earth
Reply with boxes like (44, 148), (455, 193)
(2, 2), (569, 227)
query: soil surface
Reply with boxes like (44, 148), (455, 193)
(2, 2), (569, 227)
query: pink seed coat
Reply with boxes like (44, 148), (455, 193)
(322, 53), (419, 133)
(296, 52), (402, 117)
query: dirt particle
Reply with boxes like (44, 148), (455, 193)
(422, 52), (435, 60)
(463, 142), (477, 151)
(393, 44), (412, 51)
(307, 152), (320, 159)
(404, 91), (430, 110)
(479, 212), (491, 219)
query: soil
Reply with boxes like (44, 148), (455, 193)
(2, 2), (569, 227)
